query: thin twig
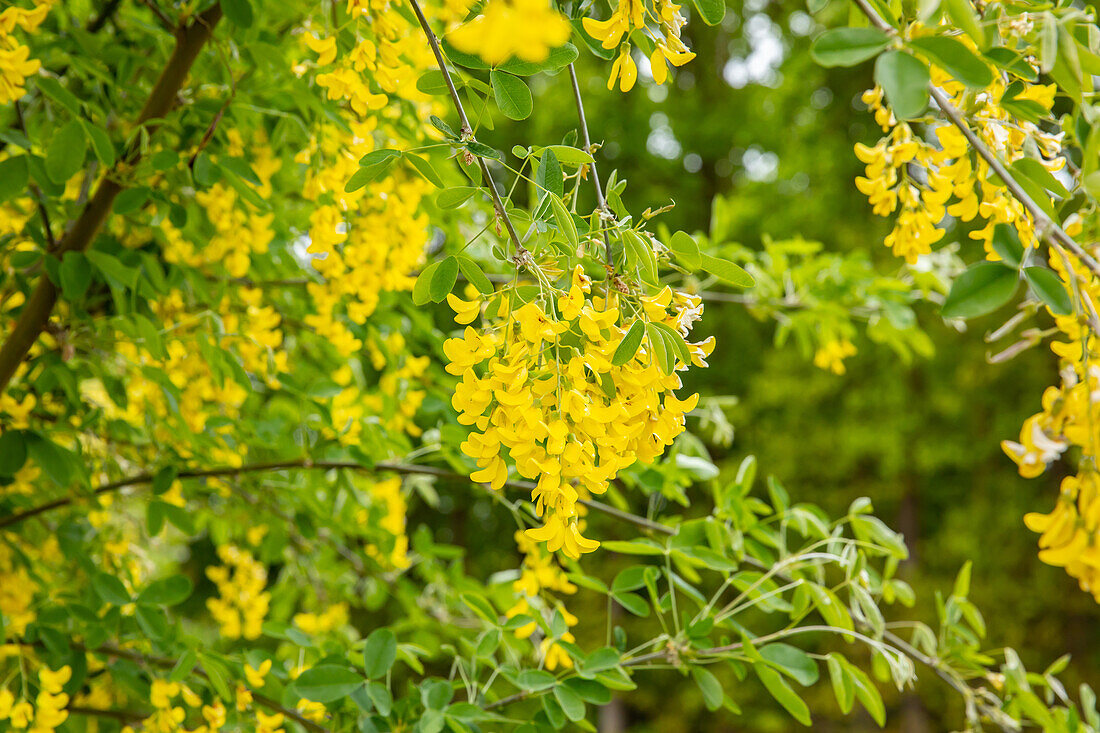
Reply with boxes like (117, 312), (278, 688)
(406, 0), (527, 258)
(567, 63), (614, 266)
(0, 459), (673, 536)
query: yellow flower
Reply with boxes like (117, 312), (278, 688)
(304, 34), (337, 65)
(37, 667), (71, 695)
(607, 46), (637, 92)
(582, 0), (644, 49)
(447, 293), (481, 325)
(649, 41), (695, 85)
(245, 659), (272, 688)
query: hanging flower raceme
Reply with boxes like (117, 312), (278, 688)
(445, 266), (712, 558)
(582, 0), (695, 92)
(855, 43), (1061, 265)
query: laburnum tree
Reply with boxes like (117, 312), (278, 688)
(2, 0), (1100, 731)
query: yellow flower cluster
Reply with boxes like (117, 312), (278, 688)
(448, 0), (571, 66)
(446, 267), (711, 557)
(294, 602), (349, 634)
(206, 545), (270, 640)
(582, 0), (694, 91)
(856, 56), (1061, 263)
(358, 476), (412, 569)
(0, 1), (49, 105)
(0, 666), (70, 733)
(506, 530), (579, 669)
(118, 679), (229, 733)
(813, 338), (857, 375)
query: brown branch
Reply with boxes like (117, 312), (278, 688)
(0, 458), (674, 536)
(0, 3), (224, 395)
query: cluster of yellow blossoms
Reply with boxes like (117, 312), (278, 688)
(1003, 250), (1100, 600)
(445, 266), (711, 557)
(0, 1), (49, 104)
(448, 0), (570, 66)
(206, 545), (271, 640)
(583, 0), (695, 91)
(856, 60), (1060, 264)
(0, 666), (71, 733)
(813, 338), (857, 375)
(357, 476), (412, 569)
(505, 530), (579, 669)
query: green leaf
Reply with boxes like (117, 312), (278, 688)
(600, 539), (665, 555)
(46, 120), (87, 184)
(990, 224), (1024, 268)
(429, 256), (459, 302)
(537, 148), (563, 201)
(0, 155), (29, 203)
(550, 194), (579, 249)
(907, 36), (993, 88)
(36, 77), (82, 115)
(114, 187), (151, 215)
(810, 27), (890, 67)
(465, 140), (502, 161)
(437, 187), (476, 209)
(827, 654), (854, 714)
(1024, 266), (1073, 315)
(699, 253), (754, 287)
(294, 666), (364, 703)
(612, 320), (646, 366)
(367, 682), (392, 715)
(517, 669), (557, 691)
(221, 0), (253, 27)
(846, 662), (885, 726)
(413, 261), (440, 306)
(218, 162), (269, 210)
(60, 252), (92, 301)
(490, 70), (533, 120)
(498, 44), (579, 75)
(136, 575), (193, 606)
(941, 262), (1018, 319)
(79, 120), (115, 167)
(346, 151), (400, 192)
(553, 685), (586, 721)
(405, 153), (443, 188)
(0, 431), (27, 476)
(760, 644), (819, 687)
(440, 39), (491, 70)
(363, 628), (397, 679)
(691, 667), (723, 711)
(669, 231), (701, 269)
(456, 254), (494, 295)
(985, 47), (1038, 82)
(534, 145), (593, 167)
(460, 592), (498, 623)
(756, 664), (812, 726)
(623, 230), (658, 284)
(417, 70), (451, 95)
(92, 572), (130, 606)
(943, 0), (986, 49)
(611, 591), (650, 616)
(1012, 158), (1069, 198)
(691, 0), (725, 26)
(874, 51), (930, 120)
